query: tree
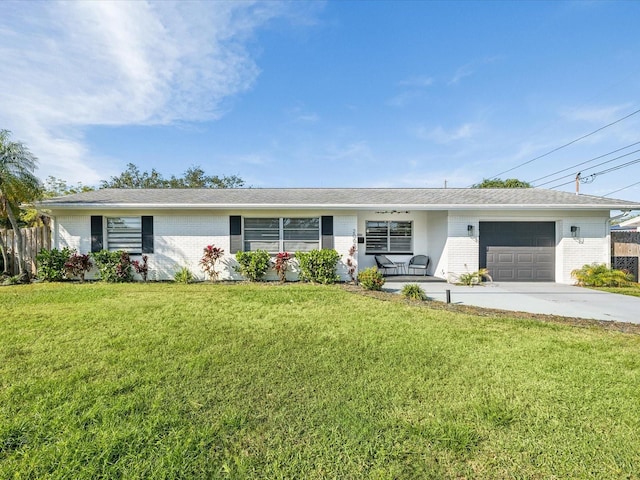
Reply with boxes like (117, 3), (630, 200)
(0, 130), (42, 280)
(100, 163), (166, 189)
(168, 166), (244, 189)
(100, 163), (244, 189)
(43, 176), (94, 197)
(471, 178), (532, 188)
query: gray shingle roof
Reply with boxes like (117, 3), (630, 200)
(37, 188), (640, 210)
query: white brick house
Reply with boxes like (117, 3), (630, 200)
(38, 188), (640, 284)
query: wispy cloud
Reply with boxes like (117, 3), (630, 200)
(387, 74), (433, 108)
(448, 56), (501, 85)
(0, 1), (302, 183)
(322, 141), (373, 162)
(559, 103), (633, 123)
(397, 75), (434, 88)
(386, 91), (424, 108)
(286, 105), (320, 123)
(415, 123), (480, 144)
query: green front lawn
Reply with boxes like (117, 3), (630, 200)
(593, 285), (640, 297)
(1, 283), (639, 478)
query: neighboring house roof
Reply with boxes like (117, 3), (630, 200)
(618, 215), (640, 229)
(37, 188), (640, 211)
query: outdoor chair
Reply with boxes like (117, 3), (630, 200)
(374, 255), (399, 275)
(408, 255), (430, 276)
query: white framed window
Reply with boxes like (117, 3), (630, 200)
(365, 220), (412, 254)
(244, 218), (280, 252)
(244, 217), (320, 253)
(107, 217), (142, 254)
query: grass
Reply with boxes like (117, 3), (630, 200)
(593, 285), (640, 297)
(1, 282), (639, 478)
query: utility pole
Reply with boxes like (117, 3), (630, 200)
(575, 172), (580, 195)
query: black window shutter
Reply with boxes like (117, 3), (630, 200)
(142, 216), (154, 254)
(321, 216), (334, 249)
(90, 216), (103, 252)
(230, 216), (242, 253)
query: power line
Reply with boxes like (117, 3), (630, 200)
(486, 107), (640, 180)
(547, 157), (640, 190)
(528, 140), (640, 185)
(604, 181), (640, 197)
(533, 147), (640, 188)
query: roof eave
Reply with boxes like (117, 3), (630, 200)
(38, 202), (640, 211)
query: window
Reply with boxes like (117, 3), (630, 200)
(365, 220), (412, 254)
(107, 217), (142, 254)
(244, 218), (279, 252)
(244, 217), (320, 253)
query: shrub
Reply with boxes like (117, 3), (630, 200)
(358, 267), (385, 291)
(92, 250), (133, 283)
(401, 283), (427, 300)
(456, 268), (492, 286)
(132, 255), (149, 282)
(571, 263), (634, 287)
(235, 250), (271, 281)
(64, 253), (92, 283)
(200, 245), (224, 281)
(273, 252), (292, 282)
(2, 275), (20, 286)
(296, 249), (341, 284)
(174, 266), (194, 284)
(36, 247), (71, 281)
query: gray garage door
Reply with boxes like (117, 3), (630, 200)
(480, 222), (555, 282)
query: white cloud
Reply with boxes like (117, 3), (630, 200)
(449, 64), (475, 85)
(415, 123), (479, 144)
(322, 141), (373, 162)
(398, 75), (434, 88)
(286, 106), (320, 123)
(387, 91), (424, 108)
(0, 0), (296, 184)
(559, 104), (633, 123)
(448, 56), (501, 85)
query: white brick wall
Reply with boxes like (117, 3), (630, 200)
(557, 217), (610, 283)
(152, 215), (229, 281)
(334, 215), (357, 280)
(50, 208), (612, 284)
(445, 215), (480, 282)
(54, 215), (91, 252)
(426, 211), (448, 278)
(442, 209), (611, 284)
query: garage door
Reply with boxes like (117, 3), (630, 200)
(480, 222), (556, 282)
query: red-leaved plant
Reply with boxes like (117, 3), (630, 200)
(273, 252), (292, 282)
(132, 255), (149, 282)
(200, 245), (224, 281)
(64, 252), (92, 283)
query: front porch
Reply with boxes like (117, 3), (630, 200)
(380, 274), (446, 283)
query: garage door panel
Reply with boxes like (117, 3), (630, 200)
(516, 268), (533, 281)
(482, 220), (556, 282)
(516, 252), (534, 263)
(498, 253), (515, 263)
(494, 269), (515, 280)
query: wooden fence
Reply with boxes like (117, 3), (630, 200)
(0, 224), (51, 276)
(611, 231), (640, 281)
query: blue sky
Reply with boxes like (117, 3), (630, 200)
(2, 1), (640, 200)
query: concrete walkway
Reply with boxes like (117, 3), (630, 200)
(384, 281), (640, 324)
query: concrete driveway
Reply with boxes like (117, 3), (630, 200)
(384, 281), (640, 324)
